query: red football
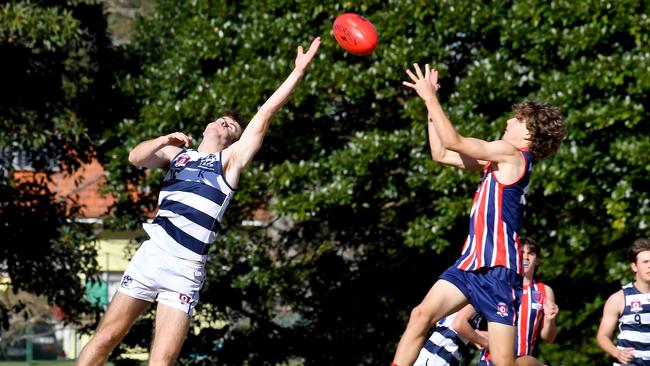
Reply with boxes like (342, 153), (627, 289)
(332, 13), (378, 56)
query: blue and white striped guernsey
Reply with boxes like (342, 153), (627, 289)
(615, 282), (650, 366)
(414, 312), (484, 366)
(143, 149), (235, 262)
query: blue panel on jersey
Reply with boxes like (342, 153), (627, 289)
(161, 179), (226, 205)
(153, 216), (211, 255)
(159, 200), (218, 232)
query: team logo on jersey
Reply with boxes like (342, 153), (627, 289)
(198, 154), (218, 171)
(496, 302), (509, 317)
(175, 154), (191, 167)
(179, 293), (194, 305)
(532, 290), (543, 303)
(120, 275), (133, 288)
(631, 299), (643, 312)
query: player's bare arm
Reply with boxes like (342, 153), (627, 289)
(222, 37), (321, 187)
(597, 290), (635, 364)
(452, 304), (488, 349)
(539, 285), (559, 342)
(404, 64), (525, 181)
(404, 63), (485, 170)
(128, 132), (191, 168)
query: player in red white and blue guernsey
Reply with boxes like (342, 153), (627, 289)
(597, 238), (650, 366)
(77, 37), (321, 366)
(478, 237), (559, 366)
(393, 64), (565, 366)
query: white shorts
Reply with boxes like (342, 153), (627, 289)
(117, 240), (206, 317)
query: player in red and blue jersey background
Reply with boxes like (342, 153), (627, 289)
(392, 64), (565, 366)
(478, 237), (559, 366)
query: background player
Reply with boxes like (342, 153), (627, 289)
(597, 238), (650, 365)
(478, 236), (559, 366)
(414, 304), (487, 366)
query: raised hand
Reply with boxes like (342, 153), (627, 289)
(163, 132), (192, 148)
(295, 37), (321, 71)
(403, 63), (441, 101)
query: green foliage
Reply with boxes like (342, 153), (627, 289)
(0, 0), (127, 326)
(105, 0), (650, 365)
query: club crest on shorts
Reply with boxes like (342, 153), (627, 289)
(120, 275), (133, 288)
(496, 302), (509, 317)
(179, 293), (194, 305)
(631, 298), (643, 312)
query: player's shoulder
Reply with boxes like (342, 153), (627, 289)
(604, 289), (625, 312)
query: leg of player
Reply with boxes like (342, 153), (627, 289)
(392, 280), (468, 365)
(77, 292), (151, 366)
(148, 303), (191, 366)
(514, 356), (544, 366)
(486, 322), (516, 366)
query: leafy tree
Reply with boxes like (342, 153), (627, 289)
(106, 0), (650, 365)
(0, 0), (127, 327)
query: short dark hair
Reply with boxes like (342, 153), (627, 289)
(223, 109), (244, 127)
(512, 100), (566, 161)
(627, 238), (650, 263)
(521, 236), (541, 256)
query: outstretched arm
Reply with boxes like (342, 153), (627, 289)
(596, 290), (634, 364)
(539, 285), (559, 342)
(223, 37), (320, 184)
(404, 64), (519, 164)
(425, 94), (485, 171)
(128, 132), (191, 168)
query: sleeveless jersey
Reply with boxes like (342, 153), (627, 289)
(516, 280), (547, 356)
(143, 149), (235, 261)
(415, 312), (484, 366)
(615, 282), (650, 366)
(456, 149), (533, 275)
(479, 279), (547, 365)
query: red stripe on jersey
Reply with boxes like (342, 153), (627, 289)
(527, 283), (547, 355)
(518, 286), (530, 354)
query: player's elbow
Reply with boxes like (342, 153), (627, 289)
(128, 151), (142, 167)
(429, 150), (446, 163)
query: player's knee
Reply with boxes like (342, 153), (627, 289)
(409, 304), (434, 326)
(91, 327), (123, 351)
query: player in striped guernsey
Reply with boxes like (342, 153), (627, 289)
(77, 37), (321, 366)
(597, 238), (650, 365)
(392, 64), (565, 366)
(478, 237), (559, 366)
(414, 304), (487, 366)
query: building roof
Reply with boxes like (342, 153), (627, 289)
(14, 159), (116, 219)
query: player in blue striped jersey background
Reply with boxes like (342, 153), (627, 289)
(597, 238), (650, 366)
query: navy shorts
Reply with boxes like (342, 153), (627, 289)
(439, 265), (523, 325)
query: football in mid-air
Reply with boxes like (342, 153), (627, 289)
(332, 13), (378, 56)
